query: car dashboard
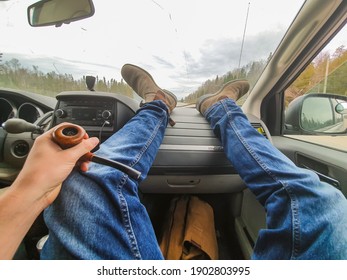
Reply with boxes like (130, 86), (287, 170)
(0, 89), (271, 259)
(0, 89), (56, 181)
(142, 106), (272, 193)
(1, 89), (272, 194)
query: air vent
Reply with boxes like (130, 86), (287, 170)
(251, 123), (268, 139)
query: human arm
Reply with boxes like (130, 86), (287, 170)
(0, 123), (99, 259)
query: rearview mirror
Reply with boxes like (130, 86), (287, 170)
(285, 93), (347, 134)
(27, 0), (95, 27)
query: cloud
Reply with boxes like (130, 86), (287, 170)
(152, 55), (175, 69)
(2, 28), (284, 100)
(189, 29), (282, 77)
(158, 28), (284, 97)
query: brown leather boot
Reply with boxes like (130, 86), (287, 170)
(121, 64), (177, 114)
(196, 80), (250, 115)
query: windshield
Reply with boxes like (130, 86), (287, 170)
(0, 0), (304, 102)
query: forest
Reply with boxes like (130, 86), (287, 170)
(183, 45), (347, 106)
(0, 45), (346, 105)
(0, 57), (133, 98)
(285, 45), (347, 106)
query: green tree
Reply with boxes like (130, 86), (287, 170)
(0, 57), (133, 97)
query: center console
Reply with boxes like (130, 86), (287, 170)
(51, 91), (138, 140)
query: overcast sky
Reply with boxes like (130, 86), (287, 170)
(1, 0), (307, 98)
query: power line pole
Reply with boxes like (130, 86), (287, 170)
(237, 2), (250, 78)
(323, 56), (330, 93)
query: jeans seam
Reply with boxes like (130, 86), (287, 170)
(129, 113), (166, 168)
(116, 108), (166, 259)
(221, 100), (301, 259)
(230, 116), (300, 259)
(221, 102), (281, 185)
(285, 186), (301, 260)
(117, 173), (142, 259)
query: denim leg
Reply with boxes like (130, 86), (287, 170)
(41, 100), (168, 260)
(205, 98), (347, 259)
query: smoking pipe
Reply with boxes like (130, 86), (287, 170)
(52, 123), (141, 180)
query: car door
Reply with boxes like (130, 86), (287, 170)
(275, 20), (347, 198)
(235, 0), (347, 259)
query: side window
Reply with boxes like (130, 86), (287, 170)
(284, 24), (347, 149)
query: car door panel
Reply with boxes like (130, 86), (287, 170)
(272, 136), (347, 196)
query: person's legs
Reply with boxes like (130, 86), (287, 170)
(202, 98), (347, 259)
(42, 64), (177, 260)
(41, 101), (168, 259)
(42, 101), (168, 259)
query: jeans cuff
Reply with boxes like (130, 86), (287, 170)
(137, 100), (169, 115)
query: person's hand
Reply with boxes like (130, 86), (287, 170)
(11, 123), (99, 208)
(0, 123), (99, 259)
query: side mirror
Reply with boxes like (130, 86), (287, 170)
(27, 0), (95, 27)
(285, 93), (347, 134)
(335, 102), (347, 115)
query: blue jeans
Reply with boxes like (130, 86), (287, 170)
(205, 99), (347, 259)
(41, 101), (167, 259)
(41, 99), (347, 259)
